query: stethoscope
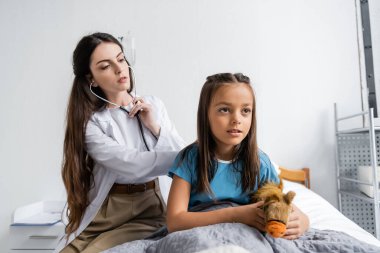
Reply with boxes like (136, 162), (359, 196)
(89, 65), (155, 151)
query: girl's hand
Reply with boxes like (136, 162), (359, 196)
(167, 176), (269, 233)
(236, 201), (266, 231)
(283, 204), (310, 240)
(129, 97), (160, 136)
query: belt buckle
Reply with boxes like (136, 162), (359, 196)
(142, 183), (147, 192)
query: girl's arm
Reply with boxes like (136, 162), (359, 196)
(166, 175), (266, 233)
(283, 204), (310, 240)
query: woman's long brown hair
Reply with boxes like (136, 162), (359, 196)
(62, 32), (134, 236)
(180, 73), (260, 194)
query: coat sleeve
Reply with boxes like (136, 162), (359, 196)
(85, 118), (178, 178)
(152, 96), (186, 151)
(85, 97), (185, 179)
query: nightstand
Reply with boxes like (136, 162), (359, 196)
(9, 201), (66, 252)
(9, 222), (65, 252)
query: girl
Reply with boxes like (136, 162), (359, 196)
(166, 73), (309, 239)
(56, 32), (185, 253)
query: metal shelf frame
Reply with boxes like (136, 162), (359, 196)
(334, 103), (380, 239)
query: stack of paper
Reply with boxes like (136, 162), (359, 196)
(11, 201), (65, 226)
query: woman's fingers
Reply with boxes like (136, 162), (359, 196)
(129, 99), (149, 117)
(126, 98), (159, 135)
(129, 103), (144, 117)
(133, 97), (144, 103)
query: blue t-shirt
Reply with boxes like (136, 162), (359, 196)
(168, 144), (279, 209)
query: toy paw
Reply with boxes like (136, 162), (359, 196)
(266, 220), (286, 238)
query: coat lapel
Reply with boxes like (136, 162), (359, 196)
(93, 110), (125, 145)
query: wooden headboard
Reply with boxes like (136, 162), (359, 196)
(279, 166), (310, 189)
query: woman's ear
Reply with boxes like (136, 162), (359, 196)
(87, 75), (98, 87)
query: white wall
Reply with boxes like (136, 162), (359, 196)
(0, 0), (364, 252)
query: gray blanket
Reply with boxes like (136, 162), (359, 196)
(103, 225), (380, 253)
(103, 202), (380, 253)
(266, 229), (380, 253)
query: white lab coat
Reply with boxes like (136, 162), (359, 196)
(55, 96), (185, 252)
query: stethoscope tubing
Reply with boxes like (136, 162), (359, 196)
(89, 65), (153, 151)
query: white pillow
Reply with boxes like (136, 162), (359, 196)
(358, 165), (380, 198)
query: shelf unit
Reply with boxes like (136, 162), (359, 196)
(334, 103), (380, 239)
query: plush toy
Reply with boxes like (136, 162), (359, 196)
(252, 180), (296, 238)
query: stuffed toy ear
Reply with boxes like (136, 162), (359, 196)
(284, 191), (296, 205)
(254, 182), (282, 202)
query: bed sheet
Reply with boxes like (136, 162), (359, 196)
(283, 180), (380, 247)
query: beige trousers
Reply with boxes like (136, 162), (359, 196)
(60, 179), (166, 253)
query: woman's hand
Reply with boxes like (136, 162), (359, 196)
(129, 97), (160, 136)
(283, 204), (310, 240)
(235, 201), (266, 232)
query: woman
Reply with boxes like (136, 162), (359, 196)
(56, 32), (185, 253)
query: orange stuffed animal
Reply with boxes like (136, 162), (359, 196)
(252, 180), (295, 238)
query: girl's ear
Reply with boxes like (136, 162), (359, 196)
(284, 191), (296, 205)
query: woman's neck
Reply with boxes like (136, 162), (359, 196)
(106, 91), (133, 108)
